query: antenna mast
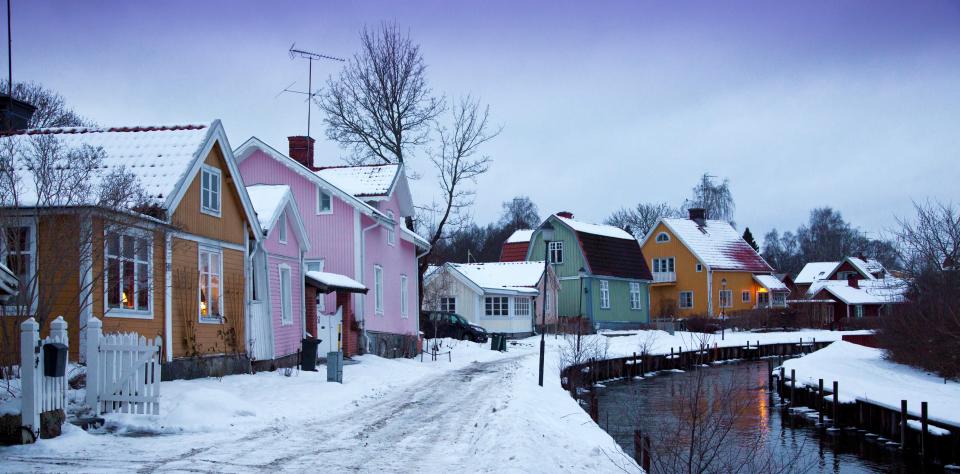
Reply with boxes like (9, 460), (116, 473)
(286, 44), (345, 138)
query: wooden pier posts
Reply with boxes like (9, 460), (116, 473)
(900, 400), (908, 448)
(832, 381), (840, 427)
(790, 369), (796, 406)
(818, 379), (824, 424)
(921, 401), (929, 461)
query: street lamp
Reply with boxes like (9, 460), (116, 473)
(538, 220), (555, 387)
(577, 267), (587, 354)
(720, 277), (727, 340)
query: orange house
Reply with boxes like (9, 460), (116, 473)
(639, 209), (788, 318)
(0, 122), (263, 378)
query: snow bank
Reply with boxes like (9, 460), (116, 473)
(782, 341), (960, 426)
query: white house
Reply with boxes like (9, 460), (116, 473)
(423, 261), (560, 337)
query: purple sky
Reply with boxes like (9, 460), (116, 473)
(13, 1), (960, 241)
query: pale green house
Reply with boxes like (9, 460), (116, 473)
(526, 212), (653, 329)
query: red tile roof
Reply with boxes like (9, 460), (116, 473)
(500, 242), (530, 262)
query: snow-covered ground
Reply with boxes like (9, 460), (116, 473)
(598, 328), (869, 359)
(782, 340), (960, 427)
(0, 337), (639, 473)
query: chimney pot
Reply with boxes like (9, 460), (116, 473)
(688, 208), (707, 227)
(557, 211), (574, 219)
(288, 136), (317, 170)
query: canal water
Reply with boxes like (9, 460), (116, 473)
(596, 360), (933, 473)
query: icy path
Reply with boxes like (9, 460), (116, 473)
(0, 341), (639, 473)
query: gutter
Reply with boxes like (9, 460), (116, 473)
(414, 245), (430, 345)
(164, 233), (173, 362)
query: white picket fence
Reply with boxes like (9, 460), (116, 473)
(85, 317), (162, 415)
(19, 316), (69, 440)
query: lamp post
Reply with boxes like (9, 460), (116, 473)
(577, 267), (587, 353)
(720, 277), (727, 340)
(538, 221), (556, 387)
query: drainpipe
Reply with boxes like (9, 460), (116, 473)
(414, 245), (430, 345)
(164, 233), (173, 362)
(359, 219), (381, 353)
(706, 268), (714, 317)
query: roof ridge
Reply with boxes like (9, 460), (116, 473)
(2, 124), (209, 137)
(313, 163), (398, 170)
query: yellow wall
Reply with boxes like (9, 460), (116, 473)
(643, 222), (766, 318)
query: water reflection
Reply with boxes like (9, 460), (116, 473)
(596, 361), (921, 473)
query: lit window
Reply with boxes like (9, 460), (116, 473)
(630, 282), (642, 310)
(374, 265), (384, 314)
(515, 297), (531, 316)
(439, 297), (456, 313)
(279, 265), (292, 325)
(105, 231), (152, 314)
(548, 241), (563, 264)
(600, 280), (610, 309)
(317, 187), (332, 214)
(655, 232), (670, 243)
(679, 291), (694, 309)
(199, 247), (223, 321)
(400, 274), (408, 317)
(485, 296), (508, 316)
(758, 292), (770, 306)
(200, 166), (221, 216)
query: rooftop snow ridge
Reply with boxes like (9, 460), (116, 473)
(2, 123), (208, 136)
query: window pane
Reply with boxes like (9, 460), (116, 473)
(137, 263), (150, 310)
(122, 261), (135, 308)
(107, 259), (120, 307)
(122, 236), (134, 259)
(211, 276), (221, 316)
(106, 233), (120, 257)
(136, 237), (148, 261)
(200, 252), (209, 274)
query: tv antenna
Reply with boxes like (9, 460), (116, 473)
(284, 43), (345, 138)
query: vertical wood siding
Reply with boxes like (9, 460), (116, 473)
(171, 144), (247, 245)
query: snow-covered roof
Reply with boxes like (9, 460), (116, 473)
(810, 278), (908, 305)
(555, 215), (633, 240)
(795, 262), (839, 284)
(449, 261), (547, 294)
(753, 274), (789, 292)
(847, 257), (886, 279)
(246, 185), (290, 232)
(305, 270), (367, 293)
(652, 218), (773, 272)
(506, 229), (534, 244)
(2, 124), (211, 207)
(315, 164), (400, 198)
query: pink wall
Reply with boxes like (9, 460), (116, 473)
(262, 202), (304, 358)
(360, 194), (419, 336)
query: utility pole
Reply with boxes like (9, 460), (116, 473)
(284, 44), (345, 138)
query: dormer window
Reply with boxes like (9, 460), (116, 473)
(200, 166), (221, 217)
(656, 232), (670, 243)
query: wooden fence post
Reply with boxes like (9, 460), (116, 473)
(20, 318), (40, 440)
(900, 400), (908, 448)
(790, 369), (796, 406)
(85, 317), (103, 415)
(921, 401), (929, 461)
(832, 381), (839, 427)
(48, 316), (68, 414)
(818, 379), (824, 425)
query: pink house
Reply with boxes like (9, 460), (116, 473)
(235, 136), (429, 358)
(245, 185), (310, 368)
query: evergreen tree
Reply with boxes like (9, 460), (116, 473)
(742, 227), (760, 252)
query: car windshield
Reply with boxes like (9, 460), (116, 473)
(453, 315), (468, 325)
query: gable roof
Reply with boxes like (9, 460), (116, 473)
(447, 261), (548, 295)
(546, 214), (652, 280)
(2, 121), (263, 239)
(314, 163), (415, 217)
(811, 278), (908, 305)
(644, 218), (772, 273)
(795, 261), (839, 285)
(246, 184), (310, 251)
(842, 256), (886, 279)
(233, 137), (391, 225)
(506, 229), (534, 243)
(753, 274), (789, 292)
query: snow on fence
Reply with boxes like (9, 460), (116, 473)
(19, 316), (69, 440)
(85, 317), (161, 415)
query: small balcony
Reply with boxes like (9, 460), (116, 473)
(652, 271), (676, 283)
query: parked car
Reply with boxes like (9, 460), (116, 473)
(420, 311), (489, 343)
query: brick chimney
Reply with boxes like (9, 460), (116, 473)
(847, 275), (859, 289)
(288, 136), (316, 170)
(556, 211), (574, 219)
(688, 208), (707, 227)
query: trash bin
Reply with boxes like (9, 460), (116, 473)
(490, 333), (501, 351)
(327, 351), (343, 383)
(498, 334), (508, 352)
(43, 342), (68, 377)
(301, 338), (319, 371)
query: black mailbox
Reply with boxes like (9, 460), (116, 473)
(43, 342), (68, 377)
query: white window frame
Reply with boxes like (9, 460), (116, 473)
(305, 259), (325, 312)
(198, 245), (224, 323)
(655, 232), (670, 243)
(316, 186), (333, 215)
(400, 274), (408, 318)
(758, 291), (770, 306)
(772, 292), (786, 307)
(515, 297), (531, 317)
(629, 282), (642, 310)
(374, 264), (384, 315)
(439, 297), (456, 313)
(548, 241), (564, 264)
(484, 296), (508, 316)
(1, 222), (37, 314)
(854, 304), (864, 318)
(386, 210), (396, 246)
(200, 165), (222, 217)
(599, 280), (610, 309)
(277, 210), (287, 244)
(742, 290), (751, 303)
(279, 264), (293, 325)
(103, 228), (153, 319)
(719, 289), (733, 309)
(696, 263), (703, 272)
(679, 290), (694, 309)
(652, 257), (675, 273)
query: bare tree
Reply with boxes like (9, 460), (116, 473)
(499, 196), (540, 230)
(606, 202), (680, 239)
(1, 80), (91, 129)
(318, 23), (444, 165)
(684, 173), (735, 225)
(417, 96), (499, 276)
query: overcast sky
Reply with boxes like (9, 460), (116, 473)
(14, 1), (960, 241)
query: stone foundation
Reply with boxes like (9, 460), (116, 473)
(250, 351), (300, 372)
(161, 354), (251, 381)
(365, 331), (418, 359)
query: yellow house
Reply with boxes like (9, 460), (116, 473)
(639, 209), (788, 318)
